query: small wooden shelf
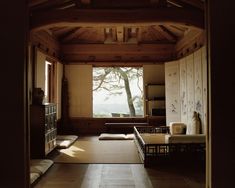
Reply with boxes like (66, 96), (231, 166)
(145, 84), (166, 117)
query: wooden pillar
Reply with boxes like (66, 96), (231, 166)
(207, 0), (235, 187)
(0, 1), (30, 187)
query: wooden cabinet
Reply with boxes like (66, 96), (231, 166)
(30, 103), (57, 158)
(145, 84), (166, 116)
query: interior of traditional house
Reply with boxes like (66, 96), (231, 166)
(26, 0), (208, 187)
(1, 0), (235, 188)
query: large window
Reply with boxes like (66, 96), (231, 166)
(93, 67), (143, 117)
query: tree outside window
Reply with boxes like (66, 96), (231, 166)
(93, 67), (143, 117)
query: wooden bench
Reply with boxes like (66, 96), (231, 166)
(105, 122), (149, 133)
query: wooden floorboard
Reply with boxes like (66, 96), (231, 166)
(33, 136), (205, 188)
(34, 163), (205, 188)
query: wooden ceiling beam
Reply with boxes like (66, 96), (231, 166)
(90, 0), (153, 8)
(30, 8), (204, 31)
(179, 0), (204, 10)
(29, 0), (48, 7)
(163, 24), (187, 38)
(61, 43), (174, 55)
(56, 1), (76, 10)
(65, 61), (166, 65)
(61, 54), (174, 63)
(91, 62), (163, 67)
(52, 27), (75, 36)
(175, 29), (204, 55)
(30, 0), (74, 10)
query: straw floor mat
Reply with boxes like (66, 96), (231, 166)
(53, 139), (142, 164)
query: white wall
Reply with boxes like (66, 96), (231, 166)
(65, 65), (92, 117)
(143, 64), (165, 84)
(35, 50), (46, 90)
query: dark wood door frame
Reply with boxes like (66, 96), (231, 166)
(0, 1), (30, 187)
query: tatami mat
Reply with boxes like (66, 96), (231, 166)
(53, 139), (142, 164)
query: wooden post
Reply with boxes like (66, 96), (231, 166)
(0, 0), (30, 187)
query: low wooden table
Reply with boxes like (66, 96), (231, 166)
(105, 122), (149, 133)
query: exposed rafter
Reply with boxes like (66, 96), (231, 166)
(148, 26), (163, 41)
(179, 0), (204, 10)
(29, 1), (205, 63)
(61, 27), (81, 42)
(52, 27), (76, 38)
(167, 0), (183, 8)
(157, 25), (178, 41)
(167, 0), (204, 10)
(60, 44), (174, 62)
(29, 0), (204, 10)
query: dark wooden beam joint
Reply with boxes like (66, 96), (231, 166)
(175, 31), (205, 58)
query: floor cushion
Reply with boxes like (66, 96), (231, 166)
(56, 140), (74, 148)
(56, 135), (78, 141)
(99, 133), (126, 140)
(30, 159), (54, 175)
(56, 135), (78, 149)
(30, 172), (40, 184)
(99, 133), (134, 140)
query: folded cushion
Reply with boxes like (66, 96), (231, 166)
(56, 135), (78, 141)
(30, 159), (54, 175)
(56, 135), (78, 148)
(56, 140), (74, 149)
(30, 172), (40, 184)
(99, 133), (126, 140)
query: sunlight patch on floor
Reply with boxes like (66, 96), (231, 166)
(59, 145), (85, 157)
